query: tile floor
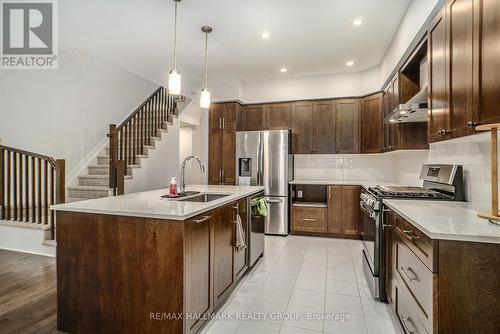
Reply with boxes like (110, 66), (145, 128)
(201, 235), (400, 334)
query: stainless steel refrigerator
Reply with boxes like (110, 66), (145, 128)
(236, 130), (293, 235)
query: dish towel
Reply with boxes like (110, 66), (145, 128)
(235, 213), (247, 253)
(257, 198), (269, 216)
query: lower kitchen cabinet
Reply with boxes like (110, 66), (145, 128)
(291, 205), (327, 233)
(386, 210), (500, 334)
(291, 185), (361, 239)
(233, 198), (248, 281)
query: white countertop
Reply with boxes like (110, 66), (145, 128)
(384, 199), (500, 244)
(51, 185), (265, 221)
(289, 179), (397, 189)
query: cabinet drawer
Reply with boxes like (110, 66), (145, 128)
(394, 214), (436, 272)
(395, 278), (432, 334)
(396, 239), (435, 320)
(292, 207), (327, 233)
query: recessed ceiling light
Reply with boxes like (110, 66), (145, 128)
(346, 61), (355, 67)
(353, 18), (363, 26)
(261, 31), (270, 39)
(280, 67), (288, 73)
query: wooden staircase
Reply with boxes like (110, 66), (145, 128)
(67, 87), (186, 201)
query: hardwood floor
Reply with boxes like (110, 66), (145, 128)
(0, 250), (57, 334)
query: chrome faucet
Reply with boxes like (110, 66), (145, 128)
(180, 155), (205, 194)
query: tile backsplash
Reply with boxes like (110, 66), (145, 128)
(294, 132), (494, 212)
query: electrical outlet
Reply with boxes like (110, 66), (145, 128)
(297, 190), (303, 198)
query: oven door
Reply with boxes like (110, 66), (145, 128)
(360, 200), (380, 276)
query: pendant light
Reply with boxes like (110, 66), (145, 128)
(168, 0), (181, 95)
(200, 26), (212, 109)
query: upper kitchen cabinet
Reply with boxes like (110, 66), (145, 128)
(313, 100), (336, 154)
(361, 93), (383, 153)
(209, 102), (241, 132)
(241, 104), (266, 131)
(291, 101), (314, 154)
(475, 0), (500, 127)
(241, 103), (291, 130)
(266, 103), (292, 130)
(446, 0), (475, 139)
(335, 99), (360, 154)
(428, 7), (448, 143)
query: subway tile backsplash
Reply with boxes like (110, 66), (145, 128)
(294, 132), (494, 212)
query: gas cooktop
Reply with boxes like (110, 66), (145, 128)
(369, 185), (453, 199)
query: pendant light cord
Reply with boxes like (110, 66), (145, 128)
(204, 32), (208, 89)
(173, 1), (178, 70)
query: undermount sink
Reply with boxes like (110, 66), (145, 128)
(179, 193), (229, 203)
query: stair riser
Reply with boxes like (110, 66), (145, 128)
(67, 189), (110, 199)
(97, 156), (143, 166)
(79, 177), (109, 187)
(88, 166), (133, 176)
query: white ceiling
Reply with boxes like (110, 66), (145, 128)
(63, 0), (411, 92)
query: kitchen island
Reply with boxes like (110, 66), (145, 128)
(52, 185), (265, 334)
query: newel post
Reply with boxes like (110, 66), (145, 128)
(55, 159), (66, 204)
(108, 124), (118, 192)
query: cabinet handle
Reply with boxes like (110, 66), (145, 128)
(401, 229), (419, 241)
(219, 118), (222, 130)
(401, 317), (417, 334)
(222, 118), (226, 130)
(193, 216), (211, 224)
(467, 121), (478, 129)
(401, 266), (419, 282)
(302, 218), (316, 222)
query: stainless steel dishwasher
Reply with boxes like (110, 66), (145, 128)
(248, 191), (265, 267)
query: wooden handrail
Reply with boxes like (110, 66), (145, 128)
(0, 144), (65, 240)
(108, 87), (184, 195)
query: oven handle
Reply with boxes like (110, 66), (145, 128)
(360, 201), (377, 219)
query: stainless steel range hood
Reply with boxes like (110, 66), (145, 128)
(385, 86), (428, 123)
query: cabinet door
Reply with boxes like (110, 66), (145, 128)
(335, 99), (359, 154)
(242, 105), (265, 131)
(327, 186), (342, 234)
(222, 103), (239, 131)
(313, 100), (336, 153)
(233, 198), (248, 281)
(446, 0), (475, 139)
(222, 131), (236, 185)
(185, 214), (213, 334)
(476, 0), (500, 126)
(428, 8), (448, 143)
(360, 93), (383, 153)
(391, 75), (400, 110)
(341, 186), (360, 236)
(266, 103), (291, 130)
(292, 102), (314, 154)
(384, 211), (396, 304)
(209, 132), (222, 185)
(209, 104), (223, 131)
(214, 204), (235, 307)
(382, 87), (390, 151)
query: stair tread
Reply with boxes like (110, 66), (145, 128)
(67, 185), (111, 191)
(79, 174), (132, 179)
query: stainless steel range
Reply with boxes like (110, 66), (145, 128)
(360, 164), (464, 301)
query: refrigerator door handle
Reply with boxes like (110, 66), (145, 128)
(266, 198), (283, 203)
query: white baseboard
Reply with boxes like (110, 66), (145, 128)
(0, 222), (56, 257)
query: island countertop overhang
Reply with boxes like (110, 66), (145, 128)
(51, 184), (265, 221)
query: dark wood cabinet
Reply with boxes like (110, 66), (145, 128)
(209, 102), (238, 185)
(428, 8), (448, 143)
(475, 0), (500, 127)
(291, 102), (314, 154)
(325, 185), (361, 237)
(213, 204), (235, 308)
(446, 0), (475, 139)
(233, 198), (248, 281)
(313, 100), (336, 153)
(242, 105), (266, 131)
(335, 99), (360, 154)
(266, 103), (291, 130)
(208, 131), (223, 185)
(327, 186), (342, 234)
(360, 93), (383, 153)
(291, 206), (327, 233)
(185, 214), (214, 334)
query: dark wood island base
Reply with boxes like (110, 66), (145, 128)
(57, 196), (253, 334)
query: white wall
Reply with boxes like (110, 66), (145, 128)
(0, 48), (158, 175)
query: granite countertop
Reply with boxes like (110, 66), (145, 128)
(51, 185), (265, 221)
(384, 199), (500, 244)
